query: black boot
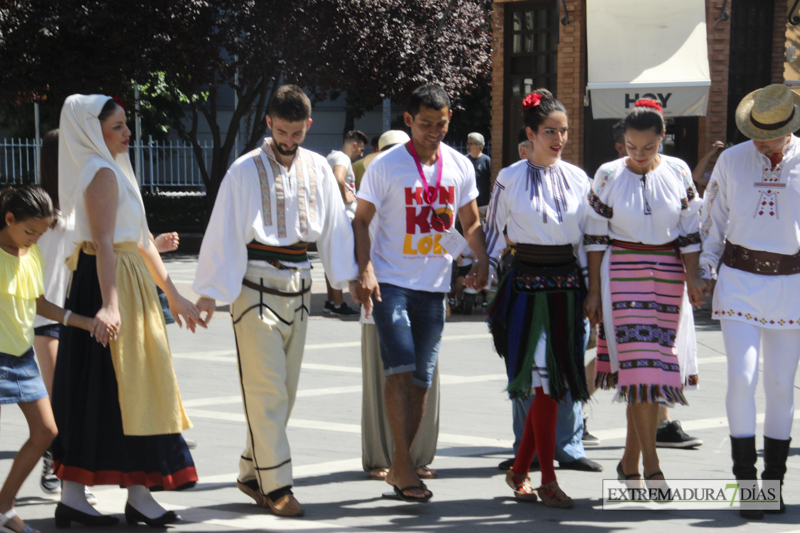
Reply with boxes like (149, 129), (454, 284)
(762, 436), (791, 514)
(731, 436), (764, 520)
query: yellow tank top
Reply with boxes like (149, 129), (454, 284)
(0, 244), (45, 356)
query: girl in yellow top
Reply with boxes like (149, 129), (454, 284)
(0, 186), (97, 533)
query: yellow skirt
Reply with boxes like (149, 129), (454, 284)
(67, 241), (191, 436)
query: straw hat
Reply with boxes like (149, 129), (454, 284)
(735, 84), (800, 140)
(378, 130), (410, 151)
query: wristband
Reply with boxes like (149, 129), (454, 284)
(62, 310), (72, 327)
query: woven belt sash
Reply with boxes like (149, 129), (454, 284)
(512, 243), (575, 265)
(611, 240), (677, 252)
(246, 241), (308, 263)
(722, 241), (800, 276)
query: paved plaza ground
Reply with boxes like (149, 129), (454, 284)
(2, 253), (799, 532)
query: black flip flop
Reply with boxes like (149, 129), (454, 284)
(392, 483), (432, 503)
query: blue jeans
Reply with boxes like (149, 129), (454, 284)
(512, 392), (585, 463)
(371, 283), (445, 388)
(511, 318), (591, 463)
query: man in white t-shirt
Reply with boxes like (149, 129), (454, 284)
(352, 84), (489, 502)
(327, 130), (367, 219)
(323, 130), (368, 316)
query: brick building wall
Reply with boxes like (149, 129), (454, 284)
(490, 2), (506, 180)
(556, 0), (585, 168)
(490, 1), (782, 177)
(699, 0), (732, 159)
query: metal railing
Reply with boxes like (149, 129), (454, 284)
(0, 138), (486, 191)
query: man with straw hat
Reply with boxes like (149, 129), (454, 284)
(698, 83), (800, 519)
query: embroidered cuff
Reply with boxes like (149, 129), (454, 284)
(583, 234), (610, 246)
(588, 192), (613, 219)
(677, 232), (701, 248)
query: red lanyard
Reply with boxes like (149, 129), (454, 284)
(408, 141), (443, 205)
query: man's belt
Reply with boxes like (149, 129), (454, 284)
(242, 278), (311, 297)
(722, 241), (800, 276)
(246, 241), (308, 264)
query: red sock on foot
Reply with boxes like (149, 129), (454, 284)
(530, 387), (558, 486)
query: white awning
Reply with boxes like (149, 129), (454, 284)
(586, 0), (711, 119)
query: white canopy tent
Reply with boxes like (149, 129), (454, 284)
(586, 0), (711, 119)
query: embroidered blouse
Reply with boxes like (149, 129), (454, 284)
(699, 137), (800, 276)
(584, 156), (702, 253)
(485, 159), (592, 269)
(193, 139), (358, 303)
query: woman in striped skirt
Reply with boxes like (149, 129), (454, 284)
(486, 89), (592, 508)
(583, 99), (706, 488)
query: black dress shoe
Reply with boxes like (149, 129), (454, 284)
(559, 457), (604, 472)
(124, 503), (181, 526)
(54, 502), (120, 528)
(498, 458), (540, 471)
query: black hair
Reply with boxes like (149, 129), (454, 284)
(522, 88), (567, 133)
(408, 84), (451, 117)
(517, 127), (529, 145)
(343, 130), (368, 145)
(40, 129), (59, 210)
(98, 98), (122, 123)
(612, 120), (626, 145)
(0, 185), (54, 230)
(268, 85), (312, 122)
(624, 100), (665, 136)
(370, 135), (380, 150)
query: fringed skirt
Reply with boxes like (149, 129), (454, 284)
(595, 241), (690, 405)
(487, 245), (589, 402)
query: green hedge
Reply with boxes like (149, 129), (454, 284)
(142, 191), (208, 233)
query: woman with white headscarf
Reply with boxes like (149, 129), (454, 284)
(51, 95), (203, 528)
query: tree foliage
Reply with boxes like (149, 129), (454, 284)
(0, 0), (491, 214)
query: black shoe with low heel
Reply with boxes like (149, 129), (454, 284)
(124, 503), (181, 526)
(616, 461), (641, 483)
(54, 502), (120, 528)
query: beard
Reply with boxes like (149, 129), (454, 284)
(273, 142), (299, 156)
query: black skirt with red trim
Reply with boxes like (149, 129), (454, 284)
(50, 252), (197, 490)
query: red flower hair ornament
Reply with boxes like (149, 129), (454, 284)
(111, 96), (125, 110)
(523, 92), (542, 110)
(634, 99), (662, 113)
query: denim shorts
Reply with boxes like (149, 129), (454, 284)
(34, 323), (62, 339)
(371, 283), (446, 388)
(0, 348), (49, 404)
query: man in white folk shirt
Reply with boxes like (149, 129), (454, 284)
(323, 130), (368, 316)
(193, 85), (358, 517)
(698, 83), (800, 518)
(352, 83), (489, 502)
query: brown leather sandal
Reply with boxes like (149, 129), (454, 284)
(537, 480), (574, 508)
(505, 468), (538, 502)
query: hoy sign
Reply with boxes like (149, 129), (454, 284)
(624, 93), (672, 109)
(589, 84), (710, 119)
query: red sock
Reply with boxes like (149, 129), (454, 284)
(512, 398), (538, 477)
(530, 387), (558, 486)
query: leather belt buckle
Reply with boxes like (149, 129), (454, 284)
(755, 257), (780, 274)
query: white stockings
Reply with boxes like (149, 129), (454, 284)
(721, 320), (800, 440)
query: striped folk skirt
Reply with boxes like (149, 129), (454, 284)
(487, 248), (589, 403)
(595, 241), (689, 405)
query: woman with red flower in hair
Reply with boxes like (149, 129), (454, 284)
(485, 88), (593, 508)
(583, 99), (704, 491)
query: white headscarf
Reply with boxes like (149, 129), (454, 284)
(58, 94), (149, 248)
